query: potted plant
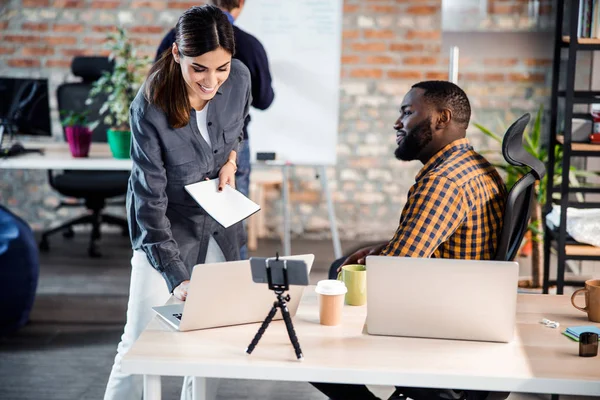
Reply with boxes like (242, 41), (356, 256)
(60, 110), (92, 158)
(87, 27), (150, 159)
(474, 106), (597, 288)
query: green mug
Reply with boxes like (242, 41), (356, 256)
(337, 264), (367, 306)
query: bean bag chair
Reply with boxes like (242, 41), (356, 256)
(0, 205), (39, 335)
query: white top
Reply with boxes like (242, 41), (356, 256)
(195, 106), (211, 148)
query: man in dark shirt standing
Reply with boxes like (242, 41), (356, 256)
(156, 0), (275, 259)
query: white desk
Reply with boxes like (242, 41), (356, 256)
(0, 142), (132, 170)
(0, 143), (342, 259)
(122, 288), (600, 400)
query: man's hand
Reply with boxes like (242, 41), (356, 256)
(337, 242), (388, 274)
(173, 280), (190, 301)
(218, 161), (237, 192)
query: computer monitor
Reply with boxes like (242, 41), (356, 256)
(0, 77), (52, 138)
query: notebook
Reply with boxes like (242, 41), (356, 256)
(562, 326), (600, 341)
(184, 179), (260, 228)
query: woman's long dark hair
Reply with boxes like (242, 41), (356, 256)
(145, 5), (235, 128)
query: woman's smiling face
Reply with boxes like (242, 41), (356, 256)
(173, 44), (232, 108)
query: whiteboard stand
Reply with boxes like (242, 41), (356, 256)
(261, 162), (342, 260)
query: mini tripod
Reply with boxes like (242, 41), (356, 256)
(246, 255), (304, 360)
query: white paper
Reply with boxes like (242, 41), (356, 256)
(184, 179), (261, 228)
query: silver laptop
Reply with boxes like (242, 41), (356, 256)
(365, 256), (519, 343)
(153, 254), (314, 332)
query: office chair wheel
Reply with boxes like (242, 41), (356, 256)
(62, 227), (74, 239)
(39, 238), (50, 252)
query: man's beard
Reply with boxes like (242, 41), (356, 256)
(394, 117), (433, 161)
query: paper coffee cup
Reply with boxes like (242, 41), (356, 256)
(315, 280), (347, 326)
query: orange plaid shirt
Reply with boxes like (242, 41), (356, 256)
(380, 138), (506, 260)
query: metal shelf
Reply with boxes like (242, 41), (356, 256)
(572, 113), (593, 120)
(551, 200), (600, 208)
(561, 36), (600, 50)
(545, 1), (600, 295)
(546, 228), (600, 260)
(556, 136), (600, 156)
(557, 90), (600, 103)
(551, 185), (600, 194)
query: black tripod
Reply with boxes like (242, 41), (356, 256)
(246, 257), (304, 360)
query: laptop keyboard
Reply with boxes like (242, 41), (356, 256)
(173, 313), (183, 320)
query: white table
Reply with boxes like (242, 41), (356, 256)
(121, 288), (600, 400)
(0, 142), (132, 170)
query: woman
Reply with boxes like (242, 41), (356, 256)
(104, 5), (250, 399)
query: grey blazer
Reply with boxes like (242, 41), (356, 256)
(127, 59), (252, 292)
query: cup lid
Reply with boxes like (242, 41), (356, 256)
(315, 279), (347, 295)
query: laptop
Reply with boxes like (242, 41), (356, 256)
(365, 256), (519, 343)
(153, 254), (314, 331)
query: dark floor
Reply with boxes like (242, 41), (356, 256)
(0, 229), (367, 400)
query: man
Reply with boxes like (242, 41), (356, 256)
(314, 81), (507, 400)
(156, 0), (274, 259)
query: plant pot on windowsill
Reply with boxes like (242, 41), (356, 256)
(65, 125), (93, 158)
(107, 128), (131, 159)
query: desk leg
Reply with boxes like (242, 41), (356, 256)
(318, 165), (342, 259)
(143, 375), (161, 400)
(191, 377), (219, 400)
(281, 164), (291, 256)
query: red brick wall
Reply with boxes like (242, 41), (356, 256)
(0, 0), (558, 241)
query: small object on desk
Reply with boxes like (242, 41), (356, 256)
(592, 111), (600, 139)
(246, 253), (305, 360)
(579, 332), (599, 357)
(540, 318), (560, 328)
(1, 143), (44, 158)
(256, 152), (276, 161)
(315, 280), (347, 326)
(562, 326), (600, 342)
(590, 133), (600, 144)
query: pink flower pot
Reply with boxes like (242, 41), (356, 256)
(65, 126), (92, 158)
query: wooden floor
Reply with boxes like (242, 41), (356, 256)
(0, 229), (596, 400)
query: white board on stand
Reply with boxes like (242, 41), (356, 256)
(236, 0), (342, 166)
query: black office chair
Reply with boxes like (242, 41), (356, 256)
(39, 56), (130, 258)
(494, 113), (546, 261)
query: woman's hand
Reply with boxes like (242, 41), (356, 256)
(218, 153), (237, 191)
(173, 280), (190, 301)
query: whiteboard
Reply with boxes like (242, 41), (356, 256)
(236, 0), (342, 166)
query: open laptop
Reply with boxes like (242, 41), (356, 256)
(365, 256), (519, 343)
(152, 254), (314, 331)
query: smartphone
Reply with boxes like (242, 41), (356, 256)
(249, 257), (309, 286)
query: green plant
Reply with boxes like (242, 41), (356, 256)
(474, 105), (597, 288)
(86, 27), (150, 131)
(60, 110), (89, 127)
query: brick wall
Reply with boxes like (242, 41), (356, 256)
(0, 0), (560, 243)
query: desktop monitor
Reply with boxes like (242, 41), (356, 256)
(0, 77), (52, 138)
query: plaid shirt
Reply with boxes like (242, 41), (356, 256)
(380, 138), (506, 260)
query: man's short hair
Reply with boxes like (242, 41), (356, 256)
(210, 0), (241, 10)
(411, 81), (471, 128)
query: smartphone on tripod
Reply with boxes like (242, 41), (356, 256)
(249, 257), (309, 287)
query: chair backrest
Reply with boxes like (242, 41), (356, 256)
(495, 113), (546, 261)
(56, 56), (114, 143)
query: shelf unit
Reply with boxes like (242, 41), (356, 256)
(543, 0), (600, 294)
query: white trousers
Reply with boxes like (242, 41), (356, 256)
(104, 237), (225, 400)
